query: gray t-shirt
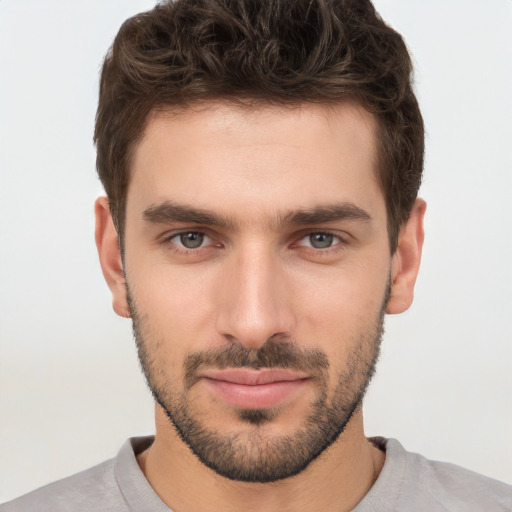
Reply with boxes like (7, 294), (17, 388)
(1, 436), (511, 511)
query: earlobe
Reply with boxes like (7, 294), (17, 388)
(386, 199), (426, 315)
(94, 197), (130, 318)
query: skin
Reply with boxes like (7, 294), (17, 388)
(95, 101), (425, 512)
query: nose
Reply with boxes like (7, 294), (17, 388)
(215, 245), (296, 350)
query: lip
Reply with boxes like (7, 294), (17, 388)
(200, 368), (310, 409)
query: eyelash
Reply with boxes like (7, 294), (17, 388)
(162, 231), (217, 255)
(295, 231), (343, 249)
(161, 230), (349, 256)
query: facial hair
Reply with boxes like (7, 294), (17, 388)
(128, 287), (386, 483)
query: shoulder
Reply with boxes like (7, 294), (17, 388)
(424, 457), (512, 506)
(358, 438), (512, 512)
(0, 437), (157, 512)
(403, 445), (512, 511)
(0, 458), (121, 512)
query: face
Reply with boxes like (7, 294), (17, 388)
(121, 102), (394, 482)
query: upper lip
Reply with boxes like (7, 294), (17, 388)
(200, 368), (309, 385)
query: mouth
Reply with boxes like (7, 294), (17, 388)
(199, 368), (310, 409)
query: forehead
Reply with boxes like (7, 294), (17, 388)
(127, 101), (383, 224)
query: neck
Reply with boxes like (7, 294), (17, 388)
(137, 405), (385, 512)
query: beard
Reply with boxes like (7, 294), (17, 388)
(128, 287), (386, 483)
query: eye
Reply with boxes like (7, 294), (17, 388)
(171, 231), (211, 249)
(297, 232), (341, 249)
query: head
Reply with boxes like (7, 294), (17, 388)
(94, 0), (425, 483)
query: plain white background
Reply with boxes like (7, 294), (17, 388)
(1, 0), (511, 503)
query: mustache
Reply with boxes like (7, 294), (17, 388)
(184, 337), (329, 390)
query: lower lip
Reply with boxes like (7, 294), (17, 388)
(202, 378), (309, 409)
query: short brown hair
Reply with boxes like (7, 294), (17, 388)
(94, 0), (424, 250)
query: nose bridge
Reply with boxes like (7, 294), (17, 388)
(216, 241), (294, 349)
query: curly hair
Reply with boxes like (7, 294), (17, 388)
(94, 0), (424, 250)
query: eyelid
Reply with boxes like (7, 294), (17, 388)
(173, 231), (212, 249)
(158, 228), (350, 252)
(294, 229), (348, 246)
(160, 229), (217, 249)
(160, 226), (212, 239)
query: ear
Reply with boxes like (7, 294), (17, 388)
(386, 198), (426, 314)
(95, 197), (130, 318)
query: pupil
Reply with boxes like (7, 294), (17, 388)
(310, 233), (333, 249)
(180, 232), (204, 248)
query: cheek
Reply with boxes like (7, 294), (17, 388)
(292, 262), (388, 355)
(128, 259), (220, 355)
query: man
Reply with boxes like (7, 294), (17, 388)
(2, 0), (511, 510)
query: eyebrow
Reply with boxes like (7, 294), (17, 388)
(142, 201), (372, 230)
(281, 204), (372, 226)
(143, 202), (236, 230)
